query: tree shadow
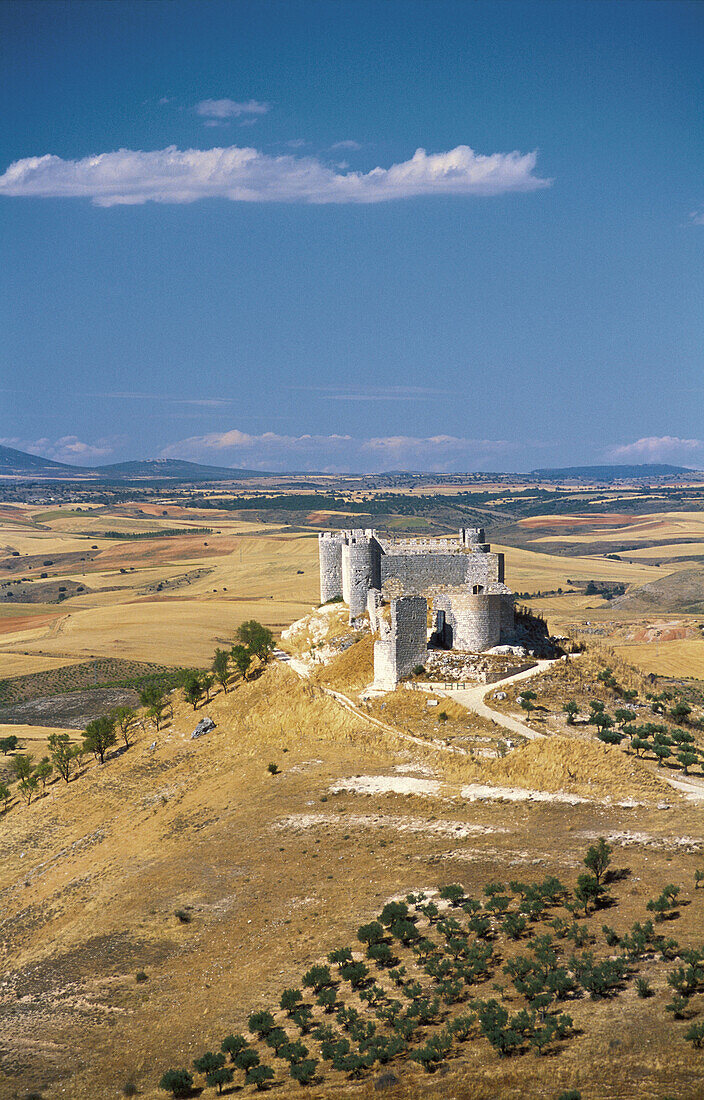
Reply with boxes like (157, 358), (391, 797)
(604, 867), (630, 885)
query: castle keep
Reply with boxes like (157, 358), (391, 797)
(318, 528), (516, 689)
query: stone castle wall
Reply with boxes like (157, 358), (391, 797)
(373, 596), (428, 690)
(318, 529), (515, 687)
(318, 529), (503, 613)
(318, 532), (344, 603)
(433, 591), (502, 651)
(380, 549), (503, 595)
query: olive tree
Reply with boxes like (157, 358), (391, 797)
(48, 732), (79, 783)
(83, 715), (117, 764)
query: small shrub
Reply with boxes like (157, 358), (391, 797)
(665, 995), (689, 1019)
(280, 988), (303, 1013)
(221, 1034), (247, 1060)
(317, 987), (338, 1012)
(379, 901), (409, 927)
(602, 925), (620, 947)
(358, 921), (386, 946)
(340, 961), (369, 988)
(234, 1048), (260, 1071)
(122, 1083), (138, 1098)
(439, 883), (465, 905)
(302, 965), (332, 993)
(267, 762), (280, 775)
(684, 1022), (704, 1048)
(635, 977), (652, 998)
(264, 1027), (288, 1051)
(158, 1068), (193, 1097)
(291, 1005), (314, 1033)
(367, 942), (395, 967)
(193, 1051), (225, 1074)
(135, 971), (148, 983)
(328, 947), (353, 967)
(278, 1039), (308, 1064)
(248, 1010), (275, 1036)
(290, 1057), (318, 1084)
(245, 1064), (275, 1089)
(206, 1066), (233, 1094)
(174, 909), (192, 924)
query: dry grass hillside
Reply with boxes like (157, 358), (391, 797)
(2, 659), (704, 1100)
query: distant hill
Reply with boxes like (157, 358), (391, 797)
(612, 568), (704, 614)
(531, 463), (695, 481)
(0, 444), (87, 478)
(0, 445), (266, 481)
(95, 458), (265, 480)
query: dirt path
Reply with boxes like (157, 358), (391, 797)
(276, 648), (555, 752)
(663, 773), (704, 803)
(425, 660), (557, 741)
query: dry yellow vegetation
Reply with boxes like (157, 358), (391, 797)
(486, 735), (673, 802)
(0, 504), (319, 666)
(615, 638), (704, 679)
(2, 660), (704, 1100)
(523, 510), (704, 549)
(497, 542), (683, 590)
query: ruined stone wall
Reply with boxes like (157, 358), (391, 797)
(373, 596), (427, 690)
(499, 592), (515, 638)
(320, 528), (505, 619)
(433, 591), (502, 652)
(380, 550), (503, 595)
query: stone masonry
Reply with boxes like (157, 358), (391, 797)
(318, 528), (517, 688)
(372, 595), (428, 691)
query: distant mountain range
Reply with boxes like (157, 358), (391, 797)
(0, 445), (265, 481)
(1, 445), (699, 484)
(531, 463), (696, 480)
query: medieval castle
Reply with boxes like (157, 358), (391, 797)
(318, 528), (516, 689)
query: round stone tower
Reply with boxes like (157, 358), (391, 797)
(341, 530), (382, 617)
(318, 532), (343, 603)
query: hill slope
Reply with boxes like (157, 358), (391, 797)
(531, 463), (695, 480)
(613, 567), (704, 613)
(0, 443), (87, 478)
(2, 661), (702, 1100)
(95, 457), (265, 479)
(0, 445), (266, 481)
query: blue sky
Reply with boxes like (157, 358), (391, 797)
(1, 0), (703, 473)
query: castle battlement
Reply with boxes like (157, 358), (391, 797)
(318, 528), (516, 684)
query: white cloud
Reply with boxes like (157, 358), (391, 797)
(331, 140), (362, 151)
(690, 210), (704, 226)
(0, 143), (551, 207)
(606, 436), (704, 464)
(159, 427), (518, 473)
(299, 384), (453, 402)
(195, 98), (269, 120)
(0, 435), (114, 464)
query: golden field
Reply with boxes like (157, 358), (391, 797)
(0, 503), (319, 667)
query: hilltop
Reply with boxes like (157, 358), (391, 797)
(531, 463), (696, 481)
(0, 444), (265, 482)
(612, 567), (704, 614)
(1, 647), (704, 1100)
